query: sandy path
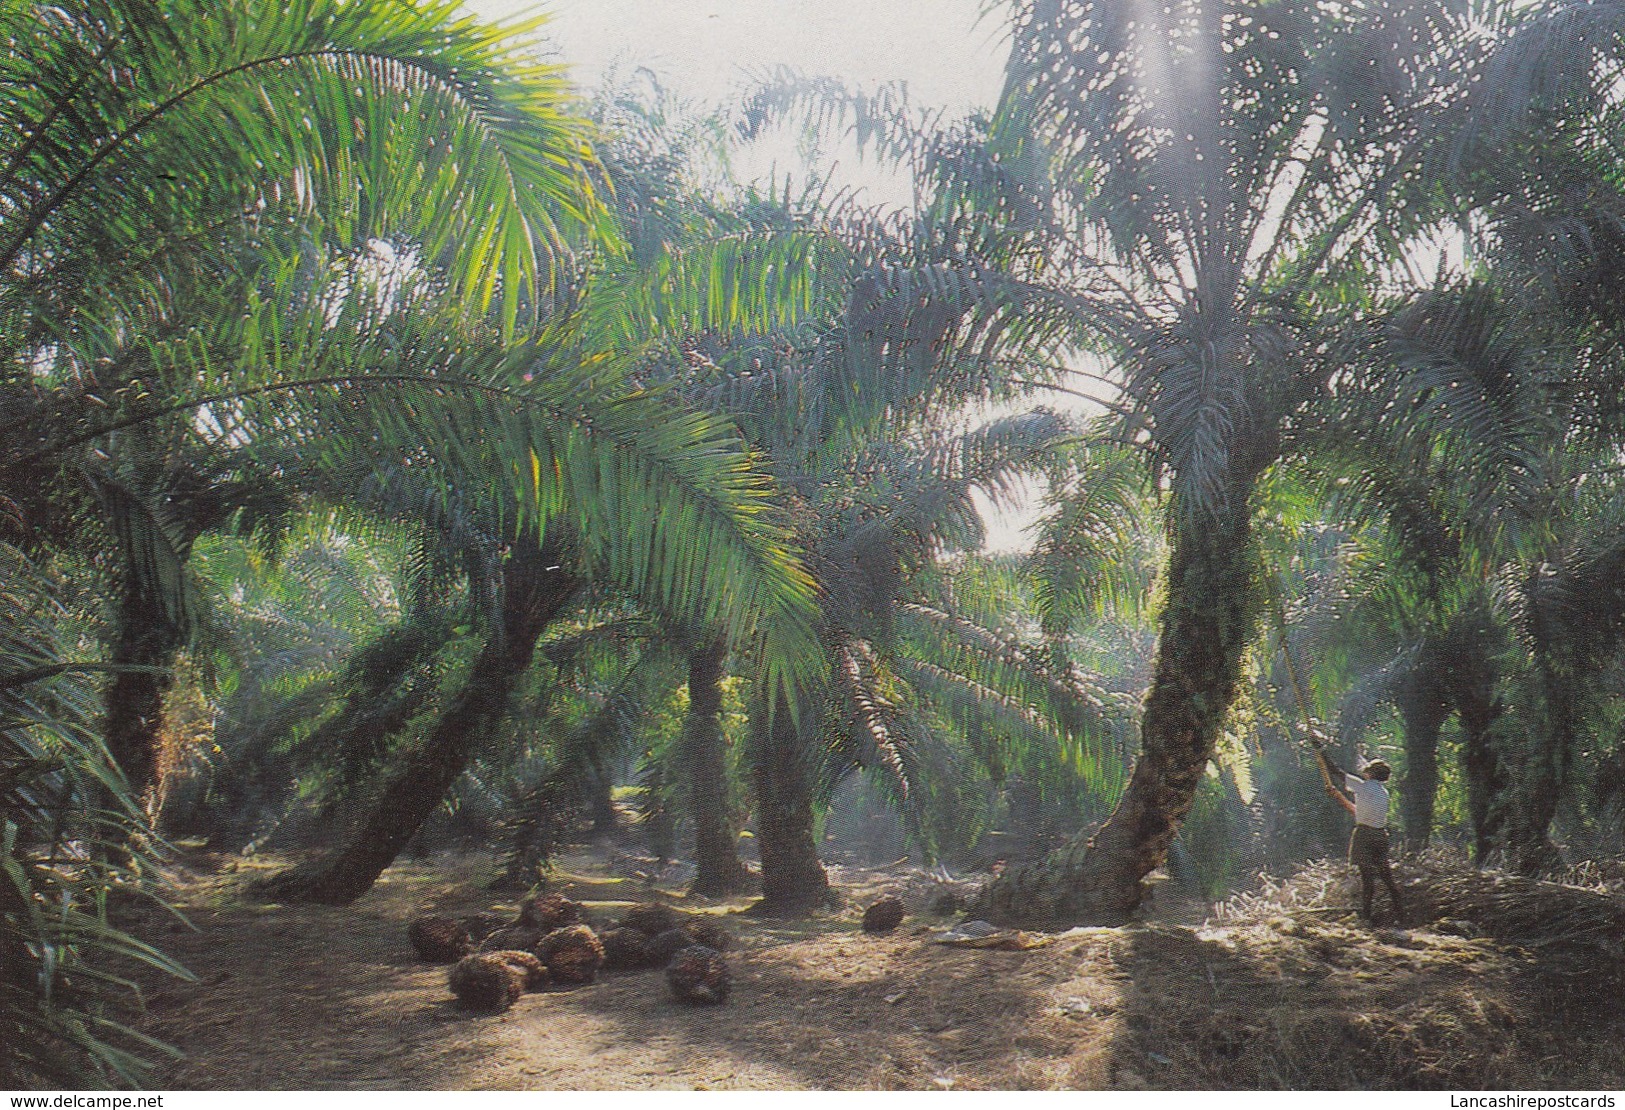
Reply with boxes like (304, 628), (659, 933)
(118, 848), (1625, 1090)
(123, 850), (1115, 1090)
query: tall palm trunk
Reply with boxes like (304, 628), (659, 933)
(588, 766), (618, 836)
(1457, 691), (1506, 863)
(978, 496), (1260, 925)
(99, 468), (219, 812)
(749, 694), (827, 913)
(1443, 611), (1506, 863)
(103, 589), (183, 809)
(684, 639), (751, 896)
(258, 541), (577, 904)
(1397, 658), (1451, 850)
(1492, 582), (1570, 875)
(1502, 655), (1572, 875)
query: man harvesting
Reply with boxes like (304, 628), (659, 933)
(1314, 740), (1406, 923)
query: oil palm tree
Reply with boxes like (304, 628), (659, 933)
(1310, 269), (1625, 872)
(686, 291), (1125, 908)
(8, 190), (824, 897)
(976, 0), (1477, 924)
(221, 289), (821, 901)
(1439, 0), (1625, 869)
(2, 0), (611, 814)
(0, 0), (611, 1078)
(559, 87), (1088, 908)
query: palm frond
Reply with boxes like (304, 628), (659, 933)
(1028, 439), (1156, 633)
(1, 0), (609, 337)
(0, 543), (189, 1086)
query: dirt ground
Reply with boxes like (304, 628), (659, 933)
(117, 847), (1625, 1091)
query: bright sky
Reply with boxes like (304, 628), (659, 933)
(468, 1), (1013, 208)
(465, 1), (1050, 551)
(471, 0), (1009, 112)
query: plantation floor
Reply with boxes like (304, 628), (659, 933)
(121, 847), (1625, 1090)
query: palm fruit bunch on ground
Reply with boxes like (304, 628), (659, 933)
(639, 917), (735, 964)
(862, 895), (906, 934)
(459, 911), (508, 945)
(646, 927), (699, 965)
(666, 945), (731, 1004)
(409, 915), (473, 963)
(600, 901), (731, 968)
(599, 926), (659, 970)
(479, 924), (542, 953)
(448, 953), (528, 1012)
(687, 917), (734, 951)
(619, 902), (680, 936)
(535, 923), (605, 984)
(486, 949), (549, 990)
(519, 893), (583, 930)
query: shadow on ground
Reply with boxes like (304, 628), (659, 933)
(118, 849), (1625, 1090)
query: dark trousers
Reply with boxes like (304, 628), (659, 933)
(1349, 824), (1404, 920)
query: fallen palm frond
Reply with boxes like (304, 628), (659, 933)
(1215, 854), (1625, 987)
(1402, 863), (1625, 981)
(1072, 854), (1625, 1089)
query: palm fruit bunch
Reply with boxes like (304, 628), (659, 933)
(862, 895), (906, 934)
(619, 902), (680, 937)
(486, 949), (549, 990)
(534, 924), (604, 984)
(459, 911), (508, 945)
(666, 945), (731, 1005)
(479, 924), (542, 953)
(598, 926), (659, 970)
(687, 917), (734, 952)
(646, 927), (698, 965)
(409, 915), (473, 963)
(448, 953), (526, 1012)
(642, 917), (734, 963)
(519, 892), (582, 930)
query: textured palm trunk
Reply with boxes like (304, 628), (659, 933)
(976, 498), (1260, 926)
(258, 543), (577, 905)
(103, 589), (183, 809)
(1458, 695), (1506, 863)
(749, 695), (827, 913)
(1503, 656), (1572, 876)
(588, 768), (618, 836)
(1397, 661), (1451, 850)
(1594, 740), (1625, 854)
(96, 462), (222, 817)
(1443, 613), (1506, 863)
(684, 639), (752, 896)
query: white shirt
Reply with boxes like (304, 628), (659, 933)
(1345, 774), (1390, 828)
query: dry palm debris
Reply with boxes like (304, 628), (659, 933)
(934, 920), (1050, 950)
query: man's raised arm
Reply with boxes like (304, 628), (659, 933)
(1314, 746), (1356, 816)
